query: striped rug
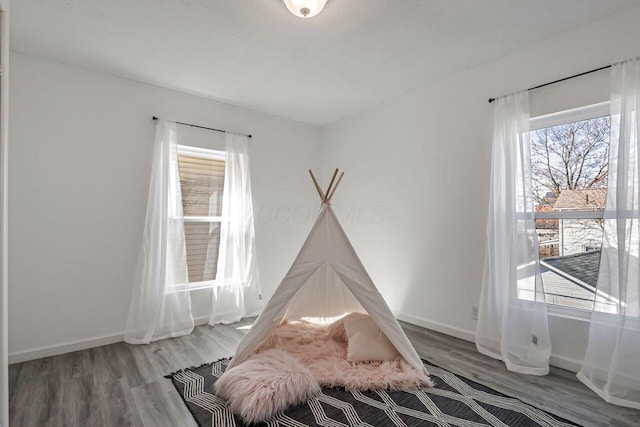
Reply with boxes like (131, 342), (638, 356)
(168, 358), (578, 427)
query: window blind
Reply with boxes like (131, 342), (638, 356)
(178, 154), (225, 283)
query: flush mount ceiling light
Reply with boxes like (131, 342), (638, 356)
(282, 0), (328, 18)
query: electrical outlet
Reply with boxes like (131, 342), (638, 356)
(471, 305), (479, 320)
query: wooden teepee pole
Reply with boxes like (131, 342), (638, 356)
(308, 170), (325, 200)
(323, 169), (339, 202)
(327, 171), (344, 202)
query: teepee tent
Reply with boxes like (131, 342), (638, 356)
(226, 170), (425, 374)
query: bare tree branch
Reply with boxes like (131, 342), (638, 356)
(530, 116), (610, 202)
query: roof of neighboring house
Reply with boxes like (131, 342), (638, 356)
(554, 189), (606, 210)
(542, 250), (601, 288)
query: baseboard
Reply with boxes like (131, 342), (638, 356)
(549, 354), (583, 373)
(9, 316), (213, 364)
(8, 332), (124, 364)
(394, 311), (476, 343)
(394, 311), (584, 373)
(193, 315), (210, 326)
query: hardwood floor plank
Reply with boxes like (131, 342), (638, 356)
(10, 371), (61, 427)
(163, 335), (207, 370)
(65, 374), (104, 427)
(127, 343), (161, 386)
(89, 345), (122, 385)
(131, 381), (197, 427)
(98, 378), (143, 427)
(114, 343), (151, 389)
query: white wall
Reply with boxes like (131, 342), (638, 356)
(321, 5), (640, 371)
(9, 53), (321, 361)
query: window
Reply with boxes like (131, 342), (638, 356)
(529, 103), (615, 313)
(177, 145), (225, 287)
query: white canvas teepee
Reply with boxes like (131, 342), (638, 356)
(226, 170), (425, 374)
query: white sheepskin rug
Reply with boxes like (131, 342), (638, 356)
(256, 319), (433, 391)
(215, 348), (320, 424)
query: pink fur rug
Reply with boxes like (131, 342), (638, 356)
(215, 348), (320, 424)
(256, 319), (433, 391)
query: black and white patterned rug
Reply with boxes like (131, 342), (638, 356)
(168, 358), (577, 427)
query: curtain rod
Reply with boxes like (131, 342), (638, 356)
(152, 116), (252, 138)
(487, 64), (612, 103)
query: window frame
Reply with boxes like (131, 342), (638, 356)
(176, 144), (226, 291)
(529, 102), (611, 316)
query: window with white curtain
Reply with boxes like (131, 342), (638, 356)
(528, 102), (615, 312)
(177, 144), (225, 287)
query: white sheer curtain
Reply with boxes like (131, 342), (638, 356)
(577, 58), (640, 409)
(124, 120), (193, 344)
(209, 132), (262, 324)
(476, 91), (552, 375)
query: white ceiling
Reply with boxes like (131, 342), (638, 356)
(11, 0), (640, 125)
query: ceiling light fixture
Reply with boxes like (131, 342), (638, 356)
(282, 0), (328, 18)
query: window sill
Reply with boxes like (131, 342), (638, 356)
(167, 280), (221, 293)
(188, 281), (219, 291)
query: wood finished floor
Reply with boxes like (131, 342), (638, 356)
(9, 319), (640, 427)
